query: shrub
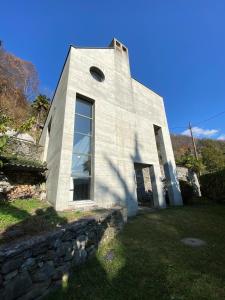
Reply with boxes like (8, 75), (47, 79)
(200, 169), (225, 203)
(0, 154), (46, 168)
(179, 180), (195, 205)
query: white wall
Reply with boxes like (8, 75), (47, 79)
(40, 40), (182, 215)
(39, 52), (71, 207)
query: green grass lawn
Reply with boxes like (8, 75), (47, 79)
(0, 199), (93, 244)
(47, 204), (225, 300)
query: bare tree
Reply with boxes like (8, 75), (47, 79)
(0, 42), (39, 125)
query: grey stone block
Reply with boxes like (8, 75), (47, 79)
(17, 280), (51, 300)
(4, 271), (32, 300)
(21, 257), (35, 270)
(4, 269), (18, 281)
(31, 264), (55, 283)
(56, 241), (72, 257)
(1, 256), (24, 274)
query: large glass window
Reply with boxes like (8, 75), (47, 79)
(72, 97), (93, 201)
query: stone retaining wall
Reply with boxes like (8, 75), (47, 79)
(3, 137), (43, 161)
(0, 208), (124, 300)
(177, 166), (201, 196)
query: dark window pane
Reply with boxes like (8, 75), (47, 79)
(71, 154), (91, 176)
(90, 67), (105, 82)
(73, 178), (90, 200)
(75, 115), (92, 135)
(73, 133), (91, 154)
(76, 98), (92, 117)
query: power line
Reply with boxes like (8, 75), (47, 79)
(170, 109), (225, 130)
(170, 126), (187, 129)
(194, 110), (225, 126)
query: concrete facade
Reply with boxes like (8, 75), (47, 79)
(39, 38), (182, 216)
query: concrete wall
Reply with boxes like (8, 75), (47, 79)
(40, 39), (182, 215)
(39, 53), (71, 207)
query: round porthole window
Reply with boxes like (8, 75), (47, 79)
(90, 66), (105, 82)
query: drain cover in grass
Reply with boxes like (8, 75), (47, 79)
(181, 238), (206, 247)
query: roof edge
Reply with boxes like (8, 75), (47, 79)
(70, 45), (114, 50)
(131, 77), (163, 98)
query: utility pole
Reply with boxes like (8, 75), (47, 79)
(189, 122), (198, 160)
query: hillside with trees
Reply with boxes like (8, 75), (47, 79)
(171, 134), (225, 173)
(0, 42), (50, 142)
(0, 42), (39, 124)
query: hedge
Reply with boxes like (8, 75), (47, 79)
(200, 169), (225, 203)
(179, 180), (195, 205)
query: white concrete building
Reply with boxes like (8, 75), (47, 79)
(39, 38), (182, 216)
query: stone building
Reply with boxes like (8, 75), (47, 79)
(39, 38), (182, 216)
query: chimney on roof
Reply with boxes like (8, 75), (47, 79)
(109, 38), (128, 54)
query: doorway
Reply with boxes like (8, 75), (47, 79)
(134, 163), (154, 207)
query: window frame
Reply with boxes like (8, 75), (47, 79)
(71, 95), (94, 201)
(89, 66), (105, 82)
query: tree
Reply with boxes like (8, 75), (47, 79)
(0, 43), (39, 100)
(0, 109), (11, 163)
(0, 43), (39, 124)
(177, 151), (205, 174)
(0, 108), (35, 166)
(200, 139), (225, 172)
(31, 94), (50, 141)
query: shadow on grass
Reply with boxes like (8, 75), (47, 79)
(46, 205), (225, 300)
(0, 202), (68, 245)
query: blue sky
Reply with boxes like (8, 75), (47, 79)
(1, 0), (225, 139)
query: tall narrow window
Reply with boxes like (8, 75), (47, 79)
(72, 97), (93, 200)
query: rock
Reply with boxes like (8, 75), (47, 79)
(71, 239), (78, 250)
(53, 239), (61, 249)
(51, 279), (62, 289)
(87, 230), (97, 243)
(17, 280), (51, 300)
(87, 245), (96, 257)
(21, 257), (35, 270)
(44, 250), (56, 261)
(0, 288), (4, 299)
(4, 271), (32, 300)
(0, 274), (3, 287)
(0, 251), (5, 263)
(32, 243), (48, 256)
(64, 253), (73, 262)
(72, 249), (87, 266)
(40, 191), (46, 201)
(76, 235), (87, 250)
(56, 242), (72, 257)
(62, 230), (73, 241)
(5, 228), (24, 239)
(1, 256), (24, 274)
(46, 260), (54, 266)
(38, 262), (44, 268)
(31, 263), (55, 283)
(4, 269), (18, 281)
(52, 264), (70, 281)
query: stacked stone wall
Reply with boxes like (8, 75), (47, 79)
(3, 137), (43, 161)
(0, 209), (124, 300)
